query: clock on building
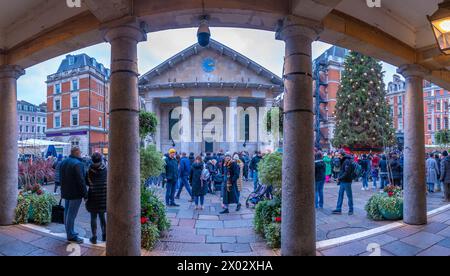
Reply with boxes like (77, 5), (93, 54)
(202, 57), (216, 73)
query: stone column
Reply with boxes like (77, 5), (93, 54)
(265, 98), (275, 151)
(144, 97), (154, 113)
(103, 19), (147, 256)
(0, 65), (24, 225)
(180, 97), (191, 154)
(228, 97), (238, 153)
(276, 16), (322, 256)
(397, 64), (428, 225)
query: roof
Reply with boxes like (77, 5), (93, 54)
(57, 54), (110, 77)
(313, 46), (349, 67)
(138, 39), (283, 87)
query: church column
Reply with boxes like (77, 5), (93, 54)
(228, 96), (238, 153)
(181, 96), (191, 154)
(397, 64), (428, 225)
(265, 98), (275, 151)
(276, 16), (322, 256)
(155, 99), (162, 151)
(144, 97), (154, 113)
(0, 65), (25, 225)
(103, 18), (147, 256)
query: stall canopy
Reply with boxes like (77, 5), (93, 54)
(18, 139), (71, 157)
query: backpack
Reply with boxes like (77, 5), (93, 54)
(351, 161), (363, 180)
(201, 167), (210, 181)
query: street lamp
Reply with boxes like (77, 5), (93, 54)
(428, 0), (450, 55)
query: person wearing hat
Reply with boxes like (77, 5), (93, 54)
(165, 149), (180, 207)
(440, 150), (450, 202)
(220, 153), (241, 214)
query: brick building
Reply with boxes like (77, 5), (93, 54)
(312, 46), (349, 149)
(386, 75), (448, 146)
(46, 54), (110, 155)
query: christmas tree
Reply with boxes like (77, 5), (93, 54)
(332, 51), (395, 150)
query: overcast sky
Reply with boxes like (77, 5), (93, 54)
(17, 27), (398, 105)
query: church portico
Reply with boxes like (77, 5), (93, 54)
(139, 39), (283, 155)
(150, 95), (273, 154)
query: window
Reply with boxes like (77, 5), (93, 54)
(25, 126), (29, 133)
(55, 84), (61, 94)
(43, 127), (46, 133)
(37, 126), (40, 133)
(19, 125), (22, 133)
(398, 106), (402, 117)
(428, 118), (432, 131)
(55, 99), (61, 111)
(99, 117), (103, 128)
(245, 114), (250, 142)
(68, 56), (75, 65)
(446, 101), (450, 111)
(20, 115), (23, 121)
(37, 117), (40, 123)
(43, 118), (46, 123)
(31, 117), (35, 123)
(398, 118), (403, 130)
(446, 118), (449, 130)
(26, 116), (29, 122)
(71, 113), (78, 126)
(55, 116), (61, 128)
(71, 95), (79, 108)
(437, 117), (441, 130)
(398, 96), (402, 104)
(169, 109), (180, 141)
(437, 101), (441, 111)
(31, 126), (35, 133)
(71, 79), (79, 91)
(71, 140), (79, 147)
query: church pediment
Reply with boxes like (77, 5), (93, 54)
(139, 40), (283, 92)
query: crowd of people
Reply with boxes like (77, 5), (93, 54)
(314, 148), (450, 215)
(33, 144), (450, 245)
(158, 149), (266, 214)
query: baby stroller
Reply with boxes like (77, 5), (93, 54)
(213, 173), (224, 193)
(245, 184), (272, 208)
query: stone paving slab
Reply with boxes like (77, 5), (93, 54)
(317, 206), (450, 256)
(401, 232), (445, 249)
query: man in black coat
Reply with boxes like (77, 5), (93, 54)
(165, 149), (180, 207)
(60, 147), (87, 244)
(249, 151), (263, 191)
(332, 152), (354, 216)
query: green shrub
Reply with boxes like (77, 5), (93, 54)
(254, 197), (281, 248)
(141, 187), (170, 250)
(365, 186), (403, 221)
(365, 193), (384, 221)
(15, 191), (57, 225)
(141, 187), (170, 232)
(141, 222), (160, 250)
(140, 145), (164, 182)
(254, 198), (280, 235)
(258, 152), (282, 195)
(264, 223), (281, 249)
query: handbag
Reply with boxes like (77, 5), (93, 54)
(51, 199), (65, 224)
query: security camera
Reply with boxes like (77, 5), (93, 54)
(197, 18), (211, 47)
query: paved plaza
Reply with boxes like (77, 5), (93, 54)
(0, 180), (448, 256)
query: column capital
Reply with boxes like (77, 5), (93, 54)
(0, 65), (25, 79)
(275, 15), (323, 42)
(397, 64), (429, 78)
(181, 96), (190, 102)
(102, 16), (148, 43)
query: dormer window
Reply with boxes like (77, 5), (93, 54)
(68, 56), (75, 66)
